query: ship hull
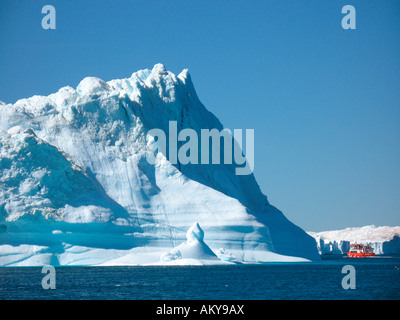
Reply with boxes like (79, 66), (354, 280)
(346, 252), (375, 258)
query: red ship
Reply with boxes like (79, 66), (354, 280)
(346, 243), (375, 258)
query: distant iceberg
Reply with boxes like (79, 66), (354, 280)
(308, 225), (400, 255)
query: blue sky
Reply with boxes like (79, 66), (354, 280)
(1, 0), (399, 231)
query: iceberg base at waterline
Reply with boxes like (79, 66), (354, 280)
(0, 220), (312, 266)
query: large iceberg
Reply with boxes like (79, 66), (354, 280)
(0, 64), (320, 266)
(308, 225), (400, 255)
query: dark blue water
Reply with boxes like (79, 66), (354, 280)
(1, 257), (399, 300)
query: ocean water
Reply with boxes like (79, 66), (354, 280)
(0, 257), (399, 300)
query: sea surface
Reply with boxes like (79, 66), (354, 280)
(1, 256), (399, 300)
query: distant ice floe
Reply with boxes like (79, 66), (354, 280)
(308, 225), (400, 255)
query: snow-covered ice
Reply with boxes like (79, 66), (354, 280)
(0, 64), (320, 266)
(308, 225), (400, 255)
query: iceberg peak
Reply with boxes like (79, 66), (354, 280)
(76, 76), (111, 95)
(22, 128), (37, 137)
(178, 68), (189, 81)
(151, 63), (167, 75)
(186, 221), (204, 242)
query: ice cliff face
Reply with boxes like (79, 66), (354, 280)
(308, 225), (400, 255)
(0, 64), (320, 265)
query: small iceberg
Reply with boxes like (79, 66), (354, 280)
(158, 222), (228, 265)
